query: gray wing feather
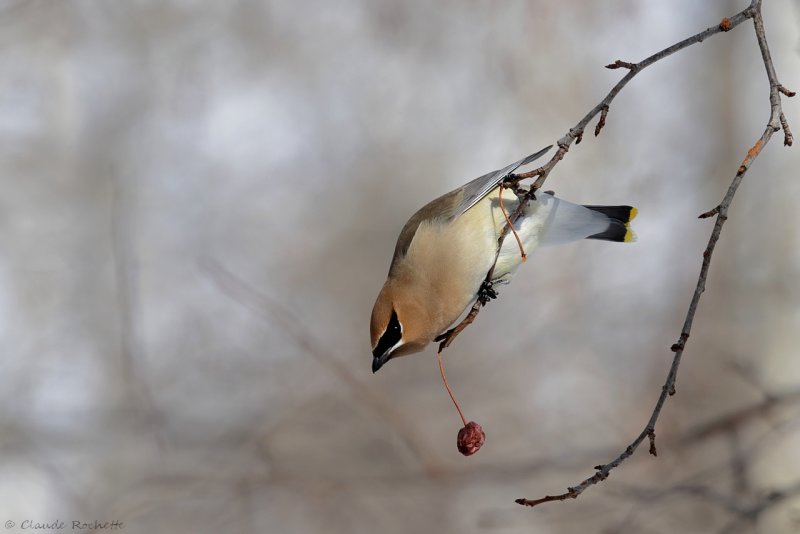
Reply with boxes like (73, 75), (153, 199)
(453, 145), (552, 218)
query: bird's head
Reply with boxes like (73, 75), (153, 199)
(370, 279), (434, 373)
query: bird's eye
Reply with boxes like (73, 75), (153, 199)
(373, 310), (403, 358)
(388, 310), (401, 333)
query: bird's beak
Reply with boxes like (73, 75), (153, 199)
(372, 348), (391, 373)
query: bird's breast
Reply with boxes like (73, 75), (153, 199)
(400, 209), (497, 330)
(397, 188), (551, 332)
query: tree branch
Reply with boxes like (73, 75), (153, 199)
(516, 0), (794, 508)
(436, 2), (758, 353)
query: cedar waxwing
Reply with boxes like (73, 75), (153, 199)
(370, 146), (637, 373)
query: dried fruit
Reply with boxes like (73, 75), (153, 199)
(457, 421), (485, 456)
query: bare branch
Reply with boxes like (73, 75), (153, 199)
(605, 60), (636, 70)
(436, 299), (482, 353)
(432, 1), (795, 506)
(647, 430), (657, 457)
(438, 2), (759, 354)
(515, 0), (795, 507)
(594, 105), (609, 137)
(780, 112), (793, 146)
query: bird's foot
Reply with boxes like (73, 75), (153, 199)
(434, 281), (498, 343)
(477, 280), (498, 305)
(434, 330), (452, 343)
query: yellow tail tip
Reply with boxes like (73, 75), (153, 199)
(623, 207), (638, 242)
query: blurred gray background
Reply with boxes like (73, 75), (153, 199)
(2, 1), (800, 533)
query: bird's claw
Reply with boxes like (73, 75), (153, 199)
(434, 329), (453, 343)
(477, 280), (498, 305)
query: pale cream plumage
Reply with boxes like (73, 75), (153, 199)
(370, 147), (636, 372)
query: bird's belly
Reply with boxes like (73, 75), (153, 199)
(475, 188), (549, 282)
(412, 191), (550, 329)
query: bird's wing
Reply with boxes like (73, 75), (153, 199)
(451, 145), (552, 219)
(389, 145), (552, 274)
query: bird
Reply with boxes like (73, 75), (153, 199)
(370, 146), (637, 373)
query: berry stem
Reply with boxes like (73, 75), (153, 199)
(437, 350), (467, 427)
(498, 185), (527, 262)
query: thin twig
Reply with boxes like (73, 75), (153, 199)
(605, 60), (637, 70)
(437, 4), (759, 354)
(779, 112), (793, 146)
(594, 105), (610, 137)
(517, 0), (795, 507)
(436, 300), (483, 352)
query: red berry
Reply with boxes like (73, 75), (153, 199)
(457, 421), (485, 456)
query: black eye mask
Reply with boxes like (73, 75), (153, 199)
(373, 310), (402, 358)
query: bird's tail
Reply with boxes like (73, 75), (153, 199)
(583, 205), (638, 243)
